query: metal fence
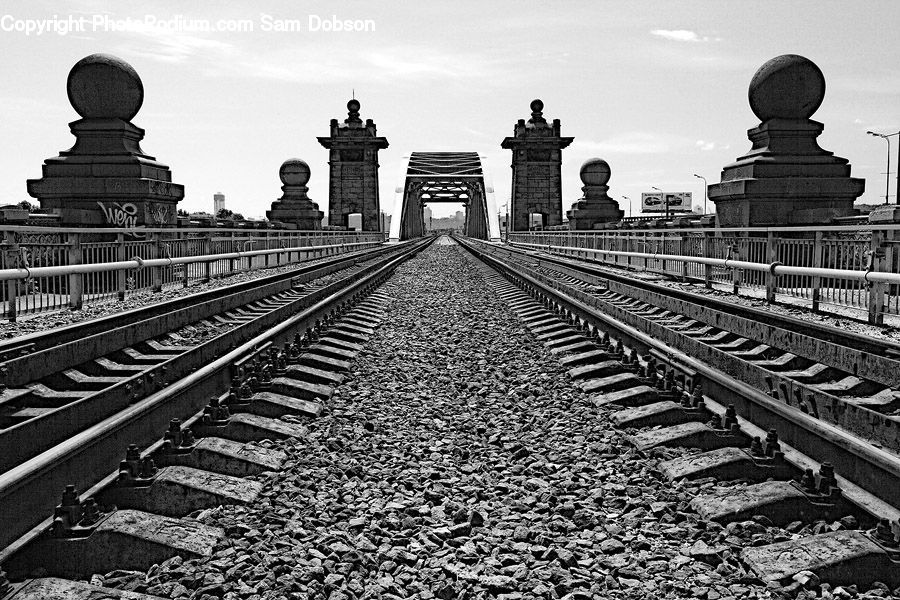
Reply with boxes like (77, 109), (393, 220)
(0, 227), (385, 320)
(508, 225), (899, 324)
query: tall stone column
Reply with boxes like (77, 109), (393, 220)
(501, 99), (573, 231)
(567, 159), (623, 229)
(709, 55), (864, 227)
(28, 53), (183, 227)
(265, 159), (323, 230)
(317, 100), (389, 232)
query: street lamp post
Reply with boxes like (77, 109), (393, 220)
(693, 174), (708, 214)
(867, 130), (900, 205)
(651, 186), (668, 219)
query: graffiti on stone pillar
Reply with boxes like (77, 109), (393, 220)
(97, 201), (139, 229)
(149, 203), (172, 226)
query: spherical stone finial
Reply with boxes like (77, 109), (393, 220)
(530, 98), (544, 113)
(748, 54), (825, 121)
(580, 158), (611, 186)
(67, 53), (144, 120)
(347, 99), (360, 113)
(280, 159), (311, 186)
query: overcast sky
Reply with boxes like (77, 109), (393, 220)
(1, 0), (898, 219)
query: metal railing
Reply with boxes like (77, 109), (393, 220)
(509, 225), (900, 325)
(0, 226), (385, 320)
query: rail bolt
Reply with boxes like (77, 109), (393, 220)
(749, 436), (764, 456)
(691, 385), (704, 407)
(818, 462), (837, 493)
(723, 404), (738, 429)
(51, 484), (83, 534)
(873, 519), (899, 546)
(800, 468), (818, 493)
(764, 429), (781, 457)
(80, 497), (101, 525)
(164, 418), (184, 447)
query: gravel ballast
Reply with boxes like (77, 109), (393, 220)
(94, 238), (865, 600)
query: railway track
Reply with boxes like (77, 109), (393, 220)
(0, 241), (406, 471)
(0, 236), (434, 595)
(456, 235), (900, 591)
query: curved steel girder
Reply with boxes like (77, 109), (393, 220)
(395, 152), (496, 241)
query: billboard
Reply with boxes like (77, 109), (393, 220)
(641, 192), (692, 213)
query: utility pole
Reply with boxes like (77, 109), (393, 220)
(867, 130), (900, 205)
(693, 174), (708, 214)
(651, 186), (667, 219)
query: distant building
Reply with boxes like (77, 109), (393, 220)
(424, 206), (433, 230)
(213, 192), (225, 215)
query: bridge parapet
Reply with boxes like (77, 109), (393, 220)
(509, 223), (899, 324)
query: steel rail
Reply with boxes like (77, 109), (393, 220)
(486, 241), (900, 361)
(0, 241), (419, 471)
(458, 237), (900, 521)
(0, 235), (434, 555)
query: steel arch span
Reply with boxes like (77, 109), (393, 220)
(389, 152), (501, 241)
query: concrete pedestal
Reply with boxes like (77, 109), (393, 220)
(709, 55), (863, 227)
(266, 159), (323, 230)
(567, 159), (623, 229)
(27, 54), (183, 227)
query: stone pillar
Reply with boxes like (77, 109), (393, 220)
(265, 159), (323, 230)
(501, 99), (574, 231)
(566, 158), (624, 229)
(27, 54), (184, 227)
(709, 55), (864, 227)
(317, 99), (389, 232)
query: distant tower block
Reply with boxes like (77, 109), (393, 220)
(27, 53), (184, 227)
(317, 99), (389, 231)
(501, 99), (574, 231)
(709, 55), (864, 227)
(213, 192), (225, 215)
(567, 159), (623, 229)
(265, 159), (323, 230)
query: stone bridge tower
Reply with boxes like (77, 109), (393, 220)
(317, 99), (389, 231)
(501, 99), (573, 231)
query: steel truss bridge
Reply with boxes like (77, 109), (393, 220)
(389, 152), (501, 241)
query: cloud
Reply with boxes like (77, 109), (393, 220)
(117, 33), (236, 64)
(650, 29), (720, 43)
(696, 140), (729, 151)
(228, 44), (493, 85)
(574, 133), (683, 155)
